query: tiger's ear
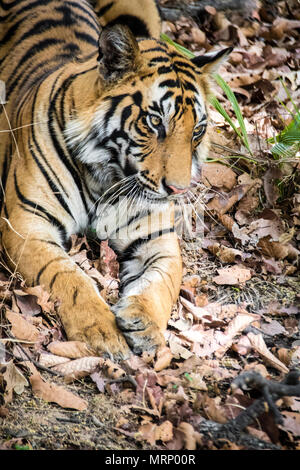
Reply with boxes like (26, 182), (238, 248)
(98, 25), (141, 81)
(192, 47), (233, 74)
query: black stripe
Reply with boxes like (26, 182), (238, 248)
(74, 30), (97, 47)
(119, 227), (175, 261)
(104, 94), (128, 129)
(18, 203), (52, 224)
(119, 254), (173, 293)
(30, 143), (74, 221)
(6, 38), (65, 98)
(0, 143), (11, 214)
(14, 171), (67, 241)
(96, 2), (114, 18)
(159, 79), (179, 89)
(49, 270), (73, 290)
(73, 287), (79, 306)
(36, 256), (66, 284)
(29, 87), (69, 199)
(183, 80), (198, 94)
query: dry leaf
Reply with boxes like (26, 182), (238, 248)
(213, 265), (252, 285)
(215, 313), (260, 358)
(155, 420), (173, 442)
(177, 422), (197, 450)
(1, 360), (28, 403)
(202, 395), (228, 424)
(201, 163), (236, 191)
(247, 332), (289, 373)
(48, 341), (95, 359)
(29, 365), (87, 410)
(39, 353), (70, 368)
(53, 357), (103, 381)
(154, 346), (173, 372)
(25, 285), (54, 313)
(6, 310), (40, 343)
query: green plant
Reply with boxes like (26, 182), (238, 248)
(161, 34), (300, 164)
(268, 80), (300, 160)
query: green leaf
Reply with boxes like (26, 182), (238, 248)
(184, 372), (193, 382)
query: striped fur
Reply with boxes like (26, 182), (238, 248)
(0, 0), (231, 358)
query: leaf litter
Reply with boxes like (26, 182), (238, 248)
(0, 0), (300, 451)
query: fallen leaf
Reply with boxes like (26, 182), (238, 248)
(155, 420), (173, 442)
(29, 365), (87, 410)
(6, 310), (40, 343)
(201, 163), (237, 191)
(213, 265), (252, 285)
(1, 361), (28, 403)
(247, 332), (289, 373)
(48, 341), (95, 358)
(177, 422), (197, 450)
(154, 346), (173, 372)
(53, 357), (103, 380)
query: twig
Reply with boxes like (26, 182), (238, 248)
(106, 375), (137, 389)
(196, 370), (300, 449)
(4, 330), (63, 377)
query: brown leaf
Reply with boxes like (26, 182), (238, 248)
(14, 290), (41, 316)
(39, 353), (70, 368)
(215, 312), (260, 358)
(202, 395), (228, 424)
(213, 265), (252, 285)
(155, 420), (173, 442)
(280, 412), (300, 437)
(206, 242), (248, 263)
(177, 422), (197, 450)
(25, 285), (54, 314)
(99, 240), (119, 279)
(207, 185), (250, 215)
(247, 332), (289, 373)
(263, 167), (282, 206)
(138, 423), (157, 445)
(1, 361), (28, 403)
(47, 341), (95, 359)
(29, 365), (87, 410)
(201, 163), (236, 191)
(258, 238), (290, 260)
(154, 346), (173, 372)
(6, 310), (40, 343)
(53, 357), (103, 381)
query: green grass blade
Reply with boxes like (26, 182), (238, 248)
(213, 73), (253, 155)
(280, 78), (299, 117)
(209, 95), (244, 141)
(160, 33), (195, 59)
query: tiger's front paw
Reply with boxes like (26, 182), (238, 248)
(63, 305), (131, 361)
(113, 296), (165, 355)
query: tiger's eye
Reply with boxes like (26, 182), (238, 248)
(150, 115), (162, 127)
(193, 125), (206, 139)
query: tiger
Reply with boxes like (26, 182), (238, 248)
(0, 0), (231, 360)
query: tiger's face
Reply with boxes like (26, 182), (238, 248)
(66, 26), (231, 202)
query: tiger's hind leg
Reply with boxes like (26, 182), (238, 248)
(112, 231), (182, 355)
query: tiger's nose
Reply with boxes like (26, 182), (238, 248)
(162, 179), (188, 195)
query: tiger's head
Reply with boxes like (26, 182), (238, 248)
(66, 25), (231, 202)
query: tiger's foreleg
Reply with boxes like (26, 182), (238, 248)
(1, 209), (130, 360)
(113, 232), (182, 354)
